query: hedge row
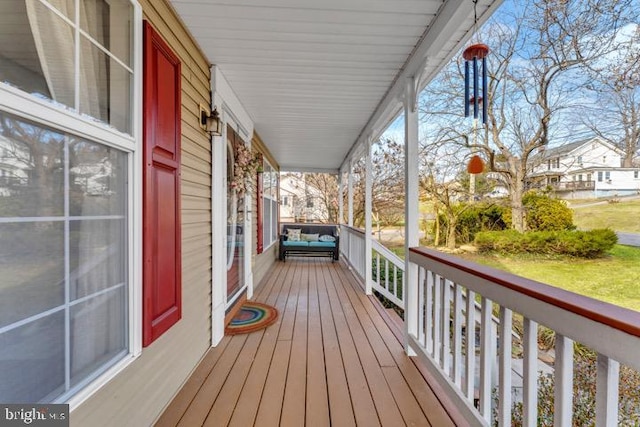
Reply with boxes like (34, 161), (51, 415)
(474, 229), (618, 258)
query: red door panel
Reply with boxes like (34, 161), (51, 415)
(143, 21), (182, 347)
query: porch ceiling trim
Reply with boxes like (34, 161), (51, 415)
(341, 0), (503, 169)
(170, 0), (501, 171)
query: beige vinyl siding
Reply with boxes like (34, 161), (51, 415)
(71, 0), (212, 426)
(252, 133), (279, 289)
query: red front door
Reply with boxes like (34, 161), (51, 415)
(142, 22), (182, 346)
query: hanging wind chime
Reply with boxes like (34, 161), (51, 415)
(464, 2), (489, 175)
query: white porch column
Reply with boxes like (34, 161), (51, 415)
(347, 159), (354, 227)
(364, 138), (373, 295)
(211, 120), (227, 346)
(404, 76), (420, 355)
(338, 170), (344, 224)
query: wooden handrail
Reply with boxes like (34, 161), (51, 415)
(409, 246), (640, 339)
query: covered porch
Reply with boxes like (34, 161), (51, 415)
(156, 258), (456, 427)
(169, 0), (640, 425)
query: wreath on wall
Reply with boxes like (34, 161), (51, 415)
(230, 141), (262, 196)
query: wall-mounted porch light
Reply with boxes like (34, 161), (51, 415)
(199, 104), (222, 136)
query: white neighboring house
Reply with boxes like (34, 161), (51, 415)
(279, 184), (298, 223)
(279, 173), (331, 223)
(527, 136), (640, 199)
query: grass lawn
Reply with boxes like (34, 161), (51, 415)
(572, 199), (640, 233)
(459, 245), (640, 312)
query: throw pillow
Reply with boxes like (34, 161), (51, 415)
(319, 235), (336, 242)
(301, 233), (319, 242)
(287, 229), (302, 241)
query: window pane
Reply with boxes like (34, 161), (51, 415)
(69, 219), (127, 300)
(70, 286), (127, 386)
(1, 1), (134, 133)
(80, 0), (132, 66)
(69, 139), (127, 216)
(79, 38), (132, 134)
(271, 199), (277, 242)
(0, 222), (64, 328)
(20, 0), (76, 109)
(0, 112), (65, 217)
(263, 199), (271, 246)
(0, 1), (52, 97)
(0, 311), (65, 403)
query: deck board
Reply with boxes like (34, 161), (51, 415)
(305, 260), (331, 426)
(156, 258), (456, 426)
(316, 260), (357, 427)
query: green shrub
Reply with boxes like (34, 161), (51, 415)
(437, 202), (510, 244)
(474, 229), (617, 258)
(523, 191), (574, 231)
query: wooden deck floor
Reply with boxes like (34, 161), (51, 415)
(155, 258), (456, 427)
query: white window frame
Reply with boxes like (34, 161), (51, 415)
(0, 0), (143, 410)
(262, 160), (279, 250)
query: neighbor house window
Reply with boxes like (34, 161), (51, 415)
(635, 171), (639, 179)
(0, 0), (138, 404)
(262, 161), (278, 249)
(598, 171), (603, 182)
(605, 171), (611, 180)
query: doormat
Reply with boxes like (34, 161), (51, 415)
(225, 302), (279, 335)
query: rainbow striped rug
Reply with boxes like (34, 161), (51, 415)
(225, 302), (279, 335)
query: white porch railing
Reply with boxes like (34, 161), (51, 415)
(340, 224), (366, 280)
(340, 224), (406, 310)
(371, 239), (405, 309)
(408, 247), (640, 427)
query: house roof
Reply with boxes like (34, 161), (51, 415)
(534, 136), (625, 160)
(170, 0), (501, 172)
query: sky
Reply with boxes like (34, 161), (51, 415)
(377, 0), (640, 152)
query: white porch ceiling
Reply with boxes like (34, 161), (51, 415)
(170, 0), (499, 172)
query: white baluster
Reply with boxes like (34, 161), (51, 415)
(418, 267), (425, 347)
(465, 289), (476, 401)
(426, 270), (434, 355)
(441, 278), (451, 375)
(554, 334), (574, 427)
(596, 354), (619, 427)
(523, 318), (538, 427)
(384, 259), (389, 292)
(393, 265), (398, 296)
(453, 284), (463, 387)
(498, 306), (512, 426)
(479, 297), (493, 422)
(433, 274), (442, 364)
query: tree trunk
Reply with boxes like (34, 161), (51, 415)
(446, 215), (457, 249)
(434, 204), (440, 247)
(511, 175), (525, 232)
